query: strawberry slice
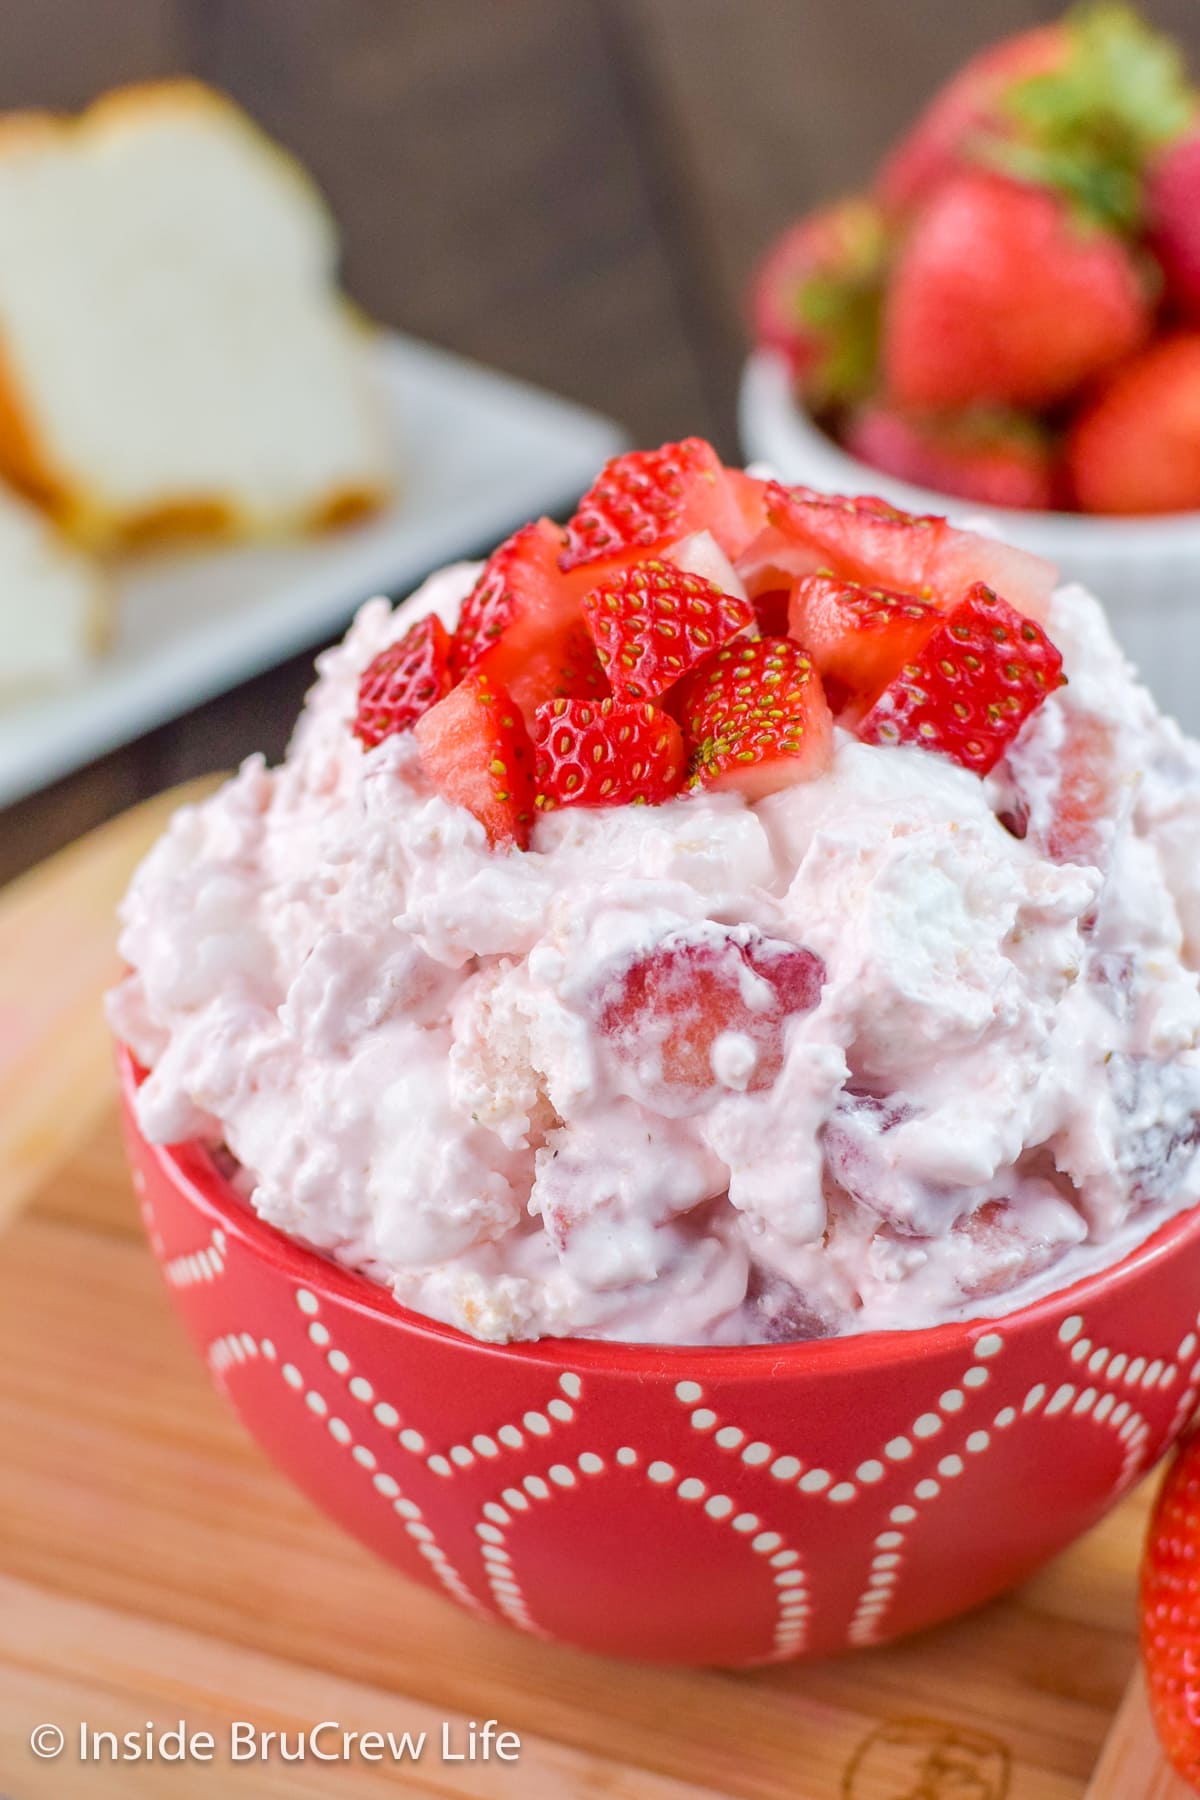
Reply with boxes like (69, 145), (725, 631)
(677, 637), (833, 799)
(413, 672), (535, 850)
(560, 438), (752, 571)
(1141, 1431), (1200, 1791)
(596, 928), (826, 1097)
(580, 558), (753, 704)
(533, 697), (684, 810)
(354, 615), (453, 748)
(856, 581), (1065, 774)
(741, 482), (1057, 621)
(450, 518), (604, 718)
(788, 574), (941, 720)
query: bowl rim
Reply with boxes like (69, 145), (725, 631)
(119, 1044), (1200, 1379)
(739, 348), (1200, 543)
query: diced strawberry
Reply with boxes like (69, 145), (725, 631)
(878, 25), (1067, 212)
(1040, 711), (1121, 869)
(413, 672), (535, 850)
(750, 197), (888, 404)
(1066, 335), (1200, 516)
(922, 519), (1058, 623)
(857, 581), (1065, 774)
(844, 403), (1060, 513)
(723, 468), (773, 544)
(750, 587), (791, 637)
(533, 697), (685, 810)
(596, 928), (825, 1097)
(1149, 133), (1200, 320)
(677, 637), (833, 800)
(1142, 1431), (1200, 1790)
(580, 558), (753, 704)
(758, 483), (947, 592)
(951, 1198), (1074, 1302)
(883, 171), (1150, 411)
(788, 574), (940, 719)
(353, 615), (453, 748)
(452, 518), (567, 676)
(749, 482), (1057, 620)
(560, 439), (752, 572)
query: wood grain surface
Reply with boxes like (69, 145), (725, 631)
(0, 787), (1195, 1797)
(4, 0), (1200, 884)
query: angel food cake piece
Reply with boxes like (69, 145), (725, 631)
(109, 441), (1200, 1344)
(0, 81), (392, 549)
(0, 479), (110, 695)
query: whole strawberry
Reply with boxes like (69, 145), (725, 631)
(1141, 1431), (1200, 1790)
(878, 25), (1067, 212)
(1149, 133), (1200, 319)
(752, 197), (888, 405)
(883, 170), (1150, 410)
(1067, 334), (1200, 514)
(844, 404), (1059, 513)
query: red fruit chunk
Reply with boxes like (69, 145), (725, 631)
(1142, 1432), (1200, 1790)
(354, 615), (453, 748)
(750, 587), (791, 637)
(1066, 335), (1200, 516)
(751, 197), (888, 404)
(414, 672), (535, 850)
(788, 574), (940, 718)
(844, 403), (1060, 513)
(581, 558), (753, 703)
(878, 25), (1066, 212)
(560, 438), (751, 571)
(677, 637), (833, 800)
(750, 481), (1057, 620)
(924, 518), (1058, 623)
(883, 171), (1150, 411)
(1149, 133), (1200, 320)
(533, 697), (685, 810)
(951, 1198), (1072, 1302)
(597, 928), (825, 1096)
(857, 581), (1065, 775)
(766, 483), (946, 592)
(724, 467), (773, 545)
(452, 518), (566, 675)
(1043, 712), (1121, 869)
(823, 1090), (923, 1233)
(451, 517), (604, 719)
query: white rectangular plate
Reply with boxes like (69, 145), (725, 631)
(0, 332), (626, 808)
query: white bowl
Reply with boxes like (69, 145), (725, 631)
(740, 350), (1200, 735)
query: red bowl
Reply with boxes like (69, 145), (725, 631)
(117, 1045), (1200, 1666)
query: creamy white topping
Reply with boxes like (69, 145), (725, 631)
(108, 571), (1200, 1343)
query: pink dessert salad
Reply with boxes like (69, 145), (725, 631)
(109, 440), (1200, 1344)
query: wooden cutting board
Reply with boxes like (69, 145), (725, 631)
(0, 785), (1193, 1799)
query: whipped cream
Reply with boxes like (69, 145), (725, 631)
(109, 568), (1200, 1343)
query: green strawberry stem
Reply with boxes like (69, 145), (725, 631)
(983, 1), (1197, 233)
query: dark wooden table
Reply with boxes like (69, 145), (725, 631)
(4, 0), (1199, 883)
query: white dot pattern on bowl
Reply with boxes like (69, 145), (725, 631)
(174, 1213), (1200, 1662)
